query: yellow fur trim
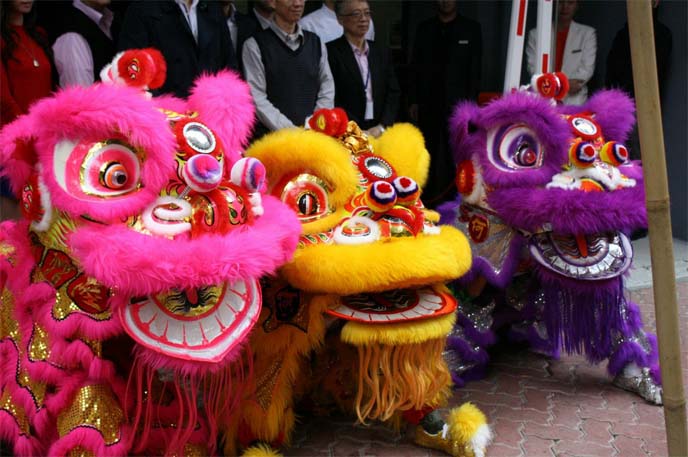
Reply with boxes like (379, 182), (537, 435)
(369, 123), (430, 186)
(448, 403), (488, 445)
(241, 443), (283, 457)
(246, 128), (358, 209)
(341, 311), (456, 346)
(227, 295), (329, 450)
(283, 226), (471, 295)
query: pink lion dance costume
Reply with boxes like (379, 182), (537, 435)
(440, 82), (662, 404)
(0, 49), (300, 455)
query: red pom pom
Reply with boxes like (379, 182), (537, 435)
(553, 72), (570, 100)
(308, 108), (349, 136)
(116, 48), (166, 89)
(144, 48), (167, 89)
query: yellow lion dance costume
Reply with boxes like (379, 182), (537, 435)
(223, 110), (492, 457)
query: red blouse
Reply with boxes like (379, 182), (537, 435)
(1, 25), (53, 126)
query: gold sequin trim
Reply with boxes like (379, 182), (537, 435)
(0, 389), (30, 435)
(1, 288), (20, 340)
(28, 324), (50, 361)
(0, 242), (16, 266)
(254, 358), (283, 411)
(57, 384), (124, 445)
(66, 446), (95, 457)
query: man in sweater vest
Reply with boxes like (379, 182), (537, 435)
(242, 0), (334, 139)
(52, 0), (118, 88)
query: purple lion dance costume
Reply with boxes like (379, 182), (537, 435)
(440, 86), (662, 404)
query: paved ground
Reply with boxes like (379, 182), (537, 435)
(286, 239), (688, 457)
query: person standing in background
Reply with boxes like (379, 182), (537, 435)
(526, 0), (596, 106)
(222, 0), (264, 75)
(300, 0), (373, 44)
(1, 0), (54, 220)
(242, 0), (334, 138)
(327, 0), (399, 138)
(1, 0), (54, 126)
(118, 0), (236, 98)
(606, 0), (671, 161)
(408, 0), (482, 208)
(250, 0), (275, 31)
(52, 0), (119, 88)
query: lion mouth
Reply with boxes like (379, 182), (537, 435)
(529, 231), (632, 280)
(327, 286), (456, 323)
(120, 279), (261, 362)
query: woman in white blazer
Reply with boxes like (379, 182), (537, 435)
(526, 0), (597, 106)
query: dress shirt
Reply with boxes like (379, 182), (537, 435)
(175, 0), (200, 42)
(299, 4), (374, 44)
(349, 40), (374, 120)
(242, 20), (335, 131)
(52, 0), (114, 88)
(253, 8), (272, 30)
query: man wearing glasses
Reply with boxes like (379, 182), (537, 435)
(327, 0), (399, 138)
(300, 0), (374, 44)
(242, 0), (335, 138)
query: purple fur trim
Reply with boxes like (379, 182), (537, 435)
(560, 90), (636, 143)
(452, 93), (571, 187)
(607, 341), (652, 378)
(448, 101), (482, 163)
(437, 198), (460, 225)
(488, 185), (647, 234)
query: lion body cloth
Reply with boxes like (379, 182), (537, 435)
(0, 50), (300, 455)
(441, 88), (662, 405)
(223, 111), (492, 457)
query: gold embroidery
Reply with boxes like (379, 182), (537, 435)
(0, 389), (30, 435)
(254, 359), (283, 411)
(0, 242), (16, 265)
(66, 446), (95, 457)
(52, 288), (111, 322)
(28, 324), (50, 361)
(1, 288), (20, 340)
(57, 384), (124, 445)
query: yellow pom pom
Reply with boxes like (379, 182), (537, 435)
(448, 402), (488, 445)
(241, 443), (283, 457)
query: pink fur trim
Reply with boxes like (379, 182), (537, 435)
(69, 196), (300, 296)
(2, 83), (177, 222)
(188, 71), (256, 164)
(0, 411), (45, 456)
(48, 424), (134, 457)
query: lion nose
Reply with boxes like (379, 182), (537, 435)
(182, 154), (223, 192)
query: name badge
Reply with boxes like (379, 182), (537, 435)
(458, 40), (469, 44)
(572, 49), (582, 53)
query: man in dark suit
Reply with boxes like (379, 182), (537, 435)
(327, 0), (399, 138)
(409, 0), (482, 208)
(118, 0), (237, 98)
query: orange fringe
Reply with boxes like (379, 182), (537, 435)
(354, 338), (450, 424)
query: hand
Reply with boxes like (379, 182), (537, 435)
(408, 104), (419, 122)
(365, 125), (384, 138)
(569, 79), (584, 95)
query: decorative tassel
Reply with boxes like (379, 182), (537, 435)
(354, 338), (450, 423)
(125, 349), (251, 455)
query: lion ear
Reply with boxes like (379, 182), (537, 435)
(0, 116), (38, 196)
(584, 89), (636, 143)
(369, 123), (430, 187)
(187, 71), (255, 164)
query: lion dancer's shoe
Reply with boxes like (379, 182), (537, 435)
(608, 299), (662, 405)
(409, 405), (492, 457)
